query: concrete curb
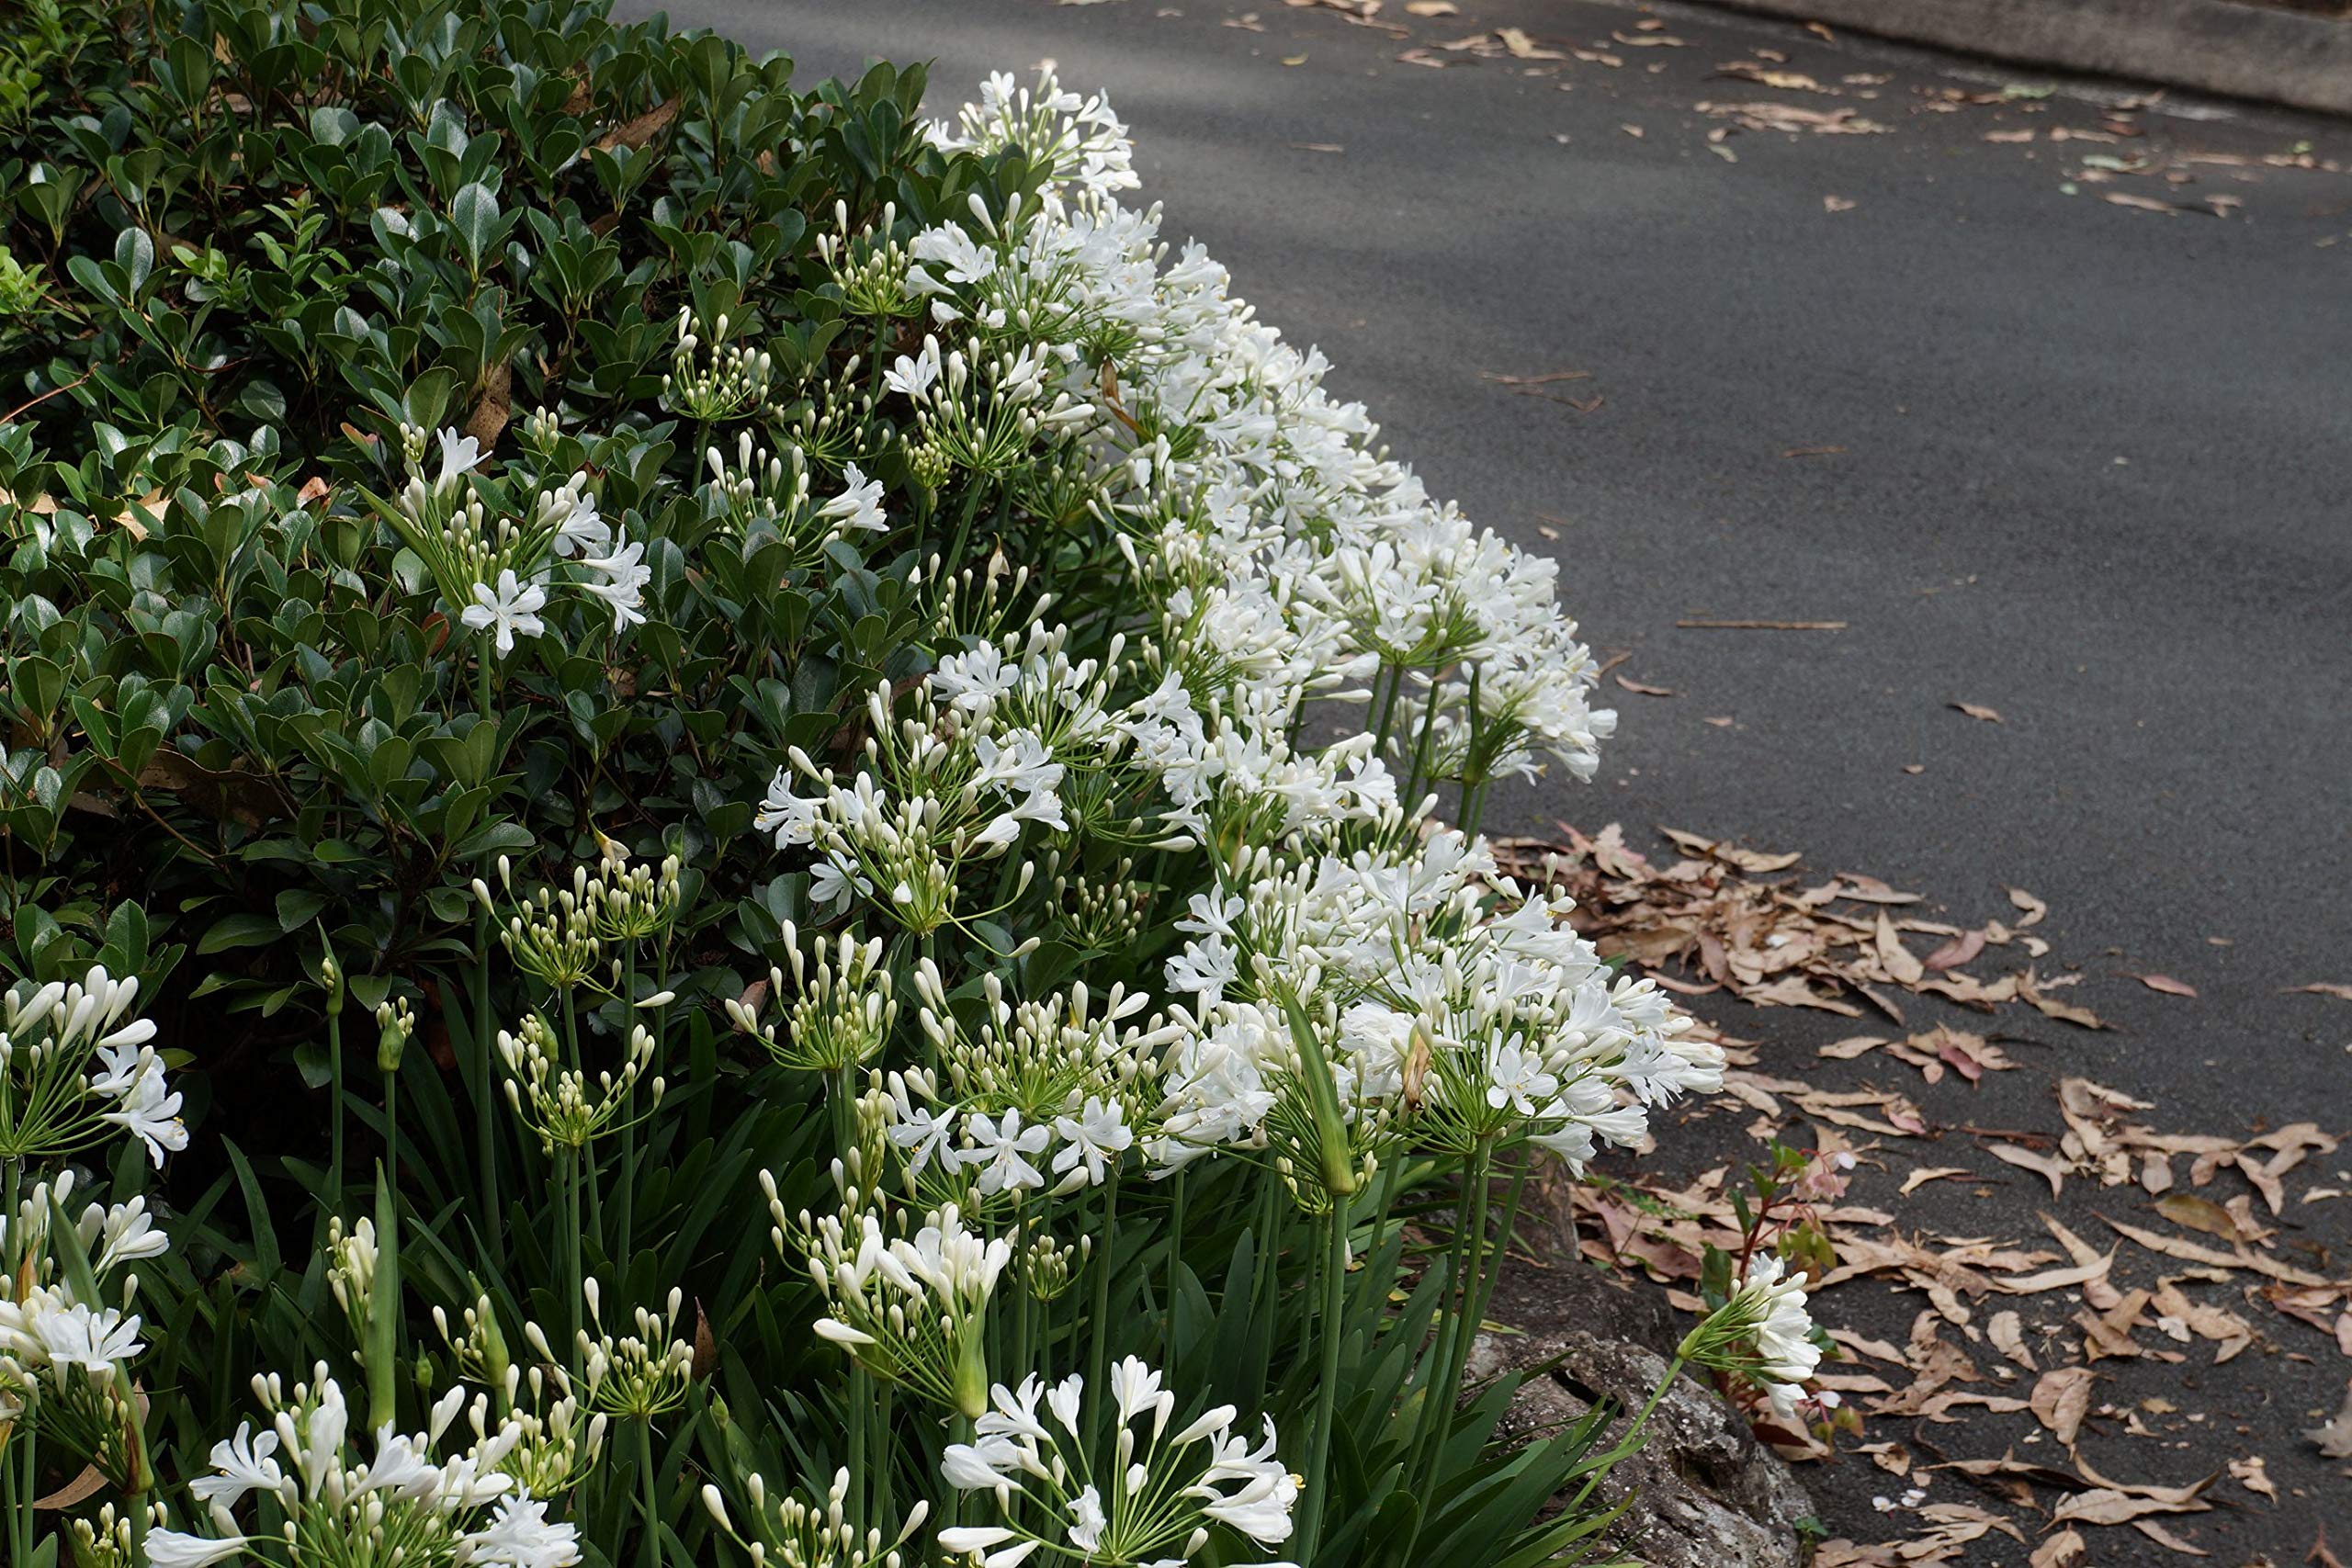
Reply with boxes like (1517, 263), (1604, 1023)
(1693, 0), (2352, 117)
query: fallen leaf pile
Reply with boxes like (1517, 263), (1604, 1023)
(1496, 822), (2100, 1028)
(1511, 825), (2352, 1560)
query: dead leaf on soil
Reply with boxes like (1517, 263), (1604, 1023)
(1988, 1143), (2069, 1198)
(2030, 1365), (2094, 1444)
(2132, 972), (2199, 998)
(2030, 1531), (2087, 1568)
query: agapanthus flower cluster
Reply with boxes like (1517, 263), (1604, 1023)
(570, 1280), (695, 1421)
(1146, 818), (1719, 1187)
(703, 1467), (930, 1568)
(728, 924), (898, 1077)
(1676, 1255), (1826, 1421)
(381, 424), (648, 653)
(473, 844), (686, 997)
(873, 969), (1173, 1203)
(496, 1013), (663, 1155)
(704, 431), (890, 563)
(0, 966), (184, 1167)
(753, 629), (1135, 936)
(786, 1199), (1010, 1418)
(148, 1368), (579, 1568)
(662, 307), (775, 423)
(938, 1357), (1297, 1568)
(0, 1172), (167, 1464)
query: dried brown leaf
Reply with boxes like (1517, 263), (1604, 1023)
(1988, 1143), (2068, 1198)
(2030, 1531), (2087, 1568)
(1988, 1310), (2036, 1371)
(2132, 972), (2198, 998)
(2030, 1365), (2094, 1444)
(2154, 1193), (2241, 1243)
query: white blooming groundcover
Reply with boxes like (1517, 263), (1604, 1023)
(0, 69), (1829, 1568)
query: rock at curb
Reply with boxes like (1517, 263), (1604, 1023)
(1474, 1261), (1814, 1568)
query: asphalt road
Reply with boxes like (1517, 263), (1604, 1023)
(623, 0), (2352, 1554)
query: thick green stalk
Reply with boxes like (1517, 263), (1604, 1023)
(1295, 1193), (1353, 1562)
(563, 1146), (584, 1382)
(474, 649), (501, 1249)
(847, 1366), (868, 1518)
(1465, 1154), (1530, 1345)
(635, 1417), (662, 1568)
(327, 1007), (346, 1202)
(1418, 1144), (1494, 1495)
(617, 945), (639, 1265)
(873, 1382), (895, 1528)
(1166, 1171), (1188, 1384)
(473, 902), (499, 1263)
(561, 999), (603, 1256)
(1088, 1178), (1120, 1401)
(382, 1069), (400, 1198)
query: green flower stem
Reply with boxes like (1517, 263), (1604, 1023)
(855, 1363), (875, 1523)
(15, 1426), (30, 1568)
(1405, 668), (1446, 804)
(474, 649), (501, 1262)
(617, 946), (639, 1266)
(1295, 1190), (1353, 1562)
(382, 1066), (401, 1198)
(1411, 1137), (1494, 1494)
(1370, 662), (1402, 752)
(1464, 1152), (1529, 1347)
(635, 1416), (662, 1568)
(873, 1382), (895, 1529)
(474, 902), (499, 1263)
(944, 1412), (975, 1531)
(2, 1424), (22, 1568)
(1166, 1170), (1188, 1384)
(327, 1005), (346, 1202)
(562, 1145), (584, 1382)
(1088, 1177), (1119, 1403)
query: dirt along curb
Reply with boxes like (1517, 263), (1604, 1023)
(1692, 0), (2352, 116)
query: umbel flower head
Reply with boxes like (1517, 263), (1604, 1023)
(374, 424), (646, 656)
(0, 966), (184, 1167)
(1676, 1253), (1825, 1419)
(789, 1200), (1009, 1419)
(939, 1357), (1298, 1568)
(703, 1466), (929, 1568)
(0, 1178), (164, 1490)
(570, 1280), (695, 1420)
(146, 1365), (580, 1568)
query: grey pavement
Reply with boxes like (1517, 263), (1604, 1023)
(626, 0), (2352, 1554)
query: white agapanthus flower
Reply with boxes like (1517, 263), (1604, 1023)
(0, 967), (184, 1167)
(1677, 1254), (1824, 1422)
(938, 1358), (1297, 1568)
(463, 569), (548, 655)
(147, 1368), (579, 1568)
(789, 1200), (1011, 1418)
